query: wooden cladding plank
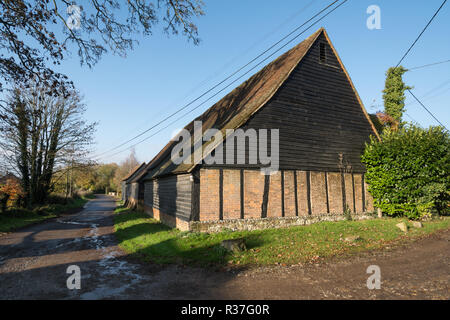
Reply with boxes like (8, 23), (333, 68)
(296, 171), (309, 216)
(327, 172), (343, 214)
(144, 175), (192, 221)
(310, 171), (328, 215)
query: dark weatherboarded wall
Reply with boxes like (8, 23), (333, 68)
(143, 174), (192, 222)
(204, 33), (374, 173)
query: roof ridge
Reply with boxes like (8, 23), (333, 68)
(122, 162), (146, 182)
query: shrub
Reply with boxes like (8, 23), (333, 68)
(361, 125), (449, 219)
(46, 194), (69, 205)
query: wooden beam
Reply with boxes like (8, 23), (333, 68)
(219, 169), (223, 221)
(351, 173), (356, 213)
(294, 171), (299, 216)
(306, 171), (312, 215)
(281, 170), (285, 217)
(261, 174), (270, 218)
(240, 169), (244, 219)
(325, 172), (330, 213)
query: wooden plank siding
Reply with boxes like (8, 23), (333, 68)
(130, 182), (139, 201)
(203, 33), (374, 173)
(143, 174), (193, 222)
(121, 182), (127, 201)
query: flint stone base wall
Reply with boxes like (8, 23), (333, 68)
(190, 213), (374, 233)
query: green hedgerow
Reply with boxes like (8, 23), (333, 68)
(361, 125), (449, 219)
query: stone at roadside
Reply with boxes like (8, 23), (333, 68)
(344, 235), (361, 243)
(396, 222), (408, 232)
(412, 221), (423, 228)
(221, 238), (247, 252)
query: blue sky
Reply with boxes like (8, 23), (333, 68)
(57, 0), (450, 164)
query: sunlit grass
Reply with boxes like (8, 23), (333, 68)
(114, 208), (450, 267)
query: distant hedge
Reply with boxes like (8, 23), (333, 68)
(362, 125), (449, 219)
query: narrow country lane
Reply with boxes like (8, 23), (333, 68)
(0, 195), (449, 300)
(0, 195), (154, 299)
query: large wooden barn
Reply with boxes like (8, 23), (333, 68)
(134, 28), (380, 232)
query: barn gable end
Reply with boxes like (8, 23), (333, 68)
(203, 31), (375, 173)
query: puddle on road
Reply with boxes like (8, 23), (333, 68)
(58, 211), (150, 299)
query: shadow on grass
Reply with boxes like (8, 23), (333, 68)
(114, 210), (267, 268)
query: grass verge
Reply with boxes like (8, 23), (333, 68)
(0, 197), (90, 233)
(113, 207), (450, 267)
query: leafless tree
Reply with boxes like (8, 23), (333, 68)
(0, 0), (205, 94)
(113, 148), (140, 192)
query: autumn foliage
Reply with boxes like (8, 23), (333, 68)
(0, 178), (23, 213)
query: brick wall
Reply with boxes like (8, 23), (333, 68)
(143, 205), (190, 231)
(344, 173), (355, 212)
(354, 174), (364, 213)
(364, 180), (374, 212)
(296, 171), (309, 216)
(223, 169), (241, 220)
(267, 171), (282, 217)
(197, 168), (376, 225)
(244, 170), (265, 219)
(327, 172), (343, 214)
(199, 169), (220, 221)
(283, 171), (296, 217)
(310, 171), (328, 215)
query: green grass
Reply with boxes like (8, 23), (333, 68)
(0, 197), (89, 233)
(113, 207), (450, 267)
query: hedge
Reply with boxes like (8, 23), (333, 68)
(361, 125), (449, 219)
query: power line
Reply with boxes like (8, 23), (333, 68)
(393, 0), (448, 128)
(395, 0), (447, 68)
(110, 0), (318, 145)
(404, 112), (419, 125)
(407, 59), (450, 71)
(407, 89), (448, 130)
(95, 0), (350, 160)
(92, 0), (344, 160)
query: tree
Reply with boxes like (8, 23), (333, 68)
(0, 0), (205, 94)
(0, 82), (97, 205)
(113, 149), (140, 194)
(95, 163), (118, 193)
(381, 66), (412, 127)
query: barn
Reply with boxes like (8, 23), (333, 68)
(121, 162), (146, 206)
(138, 28), (380, 232)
